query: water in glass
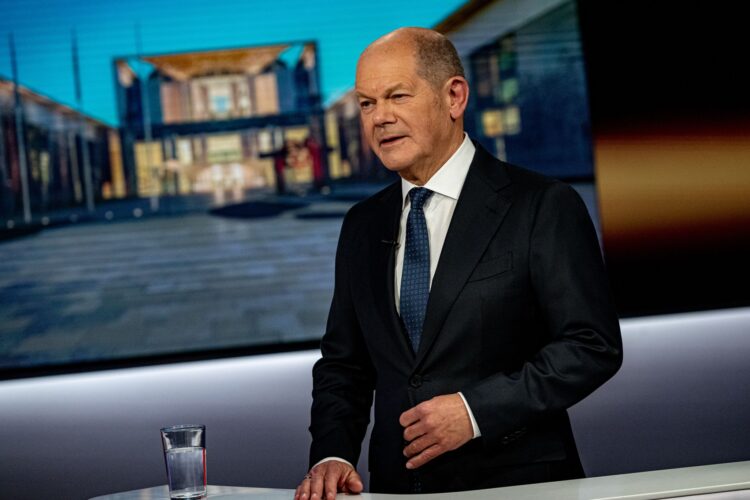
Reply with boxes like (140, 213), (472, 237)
(165, 446), (206, 499)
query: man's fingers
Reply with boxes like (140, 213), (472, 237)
(400, 394), (475, 470)
(399, 406), (420, 428)
(403, 434), (436, 458)
(298, 461), (363, 499)
(406, 443), (443, 469)
(310, 471), (325, 499)
(403, 420), (426, 442)
(296, 475), (311, 500)
(344, 469), (364, 494)
(398, 408), (418, 427)
(324, 470), (340, 500)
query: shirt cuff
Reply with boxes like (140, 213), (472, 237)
(458, 391), (482, 438)
(312, 456), (354, 470)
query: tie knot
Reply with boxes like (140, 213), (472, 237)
(408, 187), (433, 210)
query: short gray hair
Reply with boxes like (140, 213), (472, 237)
(410, 29), (465, 88)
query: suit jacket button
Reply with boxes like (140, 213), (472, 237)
(410, 375), (422, 388)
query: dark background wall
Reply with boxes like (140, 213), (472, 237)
(577, 0), (750, 316)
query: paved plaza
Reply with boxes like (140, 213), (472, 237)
(0, 204), (352, 369)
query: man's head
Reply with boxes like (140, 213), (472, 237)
(355, 28), (469, 184)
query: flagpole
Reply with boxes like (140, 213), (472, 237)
(72, 28), (95, 214)
(135, 22), (158, 212)
(9, 33), (31, 225)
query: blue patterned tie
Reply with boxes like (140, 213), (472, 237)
(400, 187), (433, 352)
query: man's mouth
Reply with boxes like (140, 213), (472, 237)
(379, 135), (406, 147)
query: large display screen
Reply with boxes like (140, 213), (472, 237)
(2, 0), (748, 376)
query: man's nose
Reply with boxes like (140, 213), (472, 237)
(372, 103), (396, 126)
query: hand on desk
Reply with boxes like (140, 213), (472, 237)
(400, 393), (474, 470)
(295, 459), (363, 500)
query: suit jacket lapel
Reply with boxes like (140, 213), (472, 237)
(372, 182), (414, 356)
(415, 145), (513, 367)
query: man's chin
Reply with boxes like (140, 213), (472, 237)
(377, 153), (412, 173)
(381, 161), (412, 175)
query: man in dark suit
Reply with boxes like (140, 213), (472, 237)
(295, 27), (622, 499)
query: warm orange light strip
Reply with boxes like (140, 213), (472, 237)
(595, 126), (750, 256)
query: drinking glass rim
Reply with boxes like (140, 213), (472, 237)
(160, 424), (205, 433)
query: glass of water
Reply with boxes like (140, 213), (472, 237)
(160, 424), (207, 499)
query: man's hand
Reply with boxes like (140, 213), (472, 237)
(399, 393), (473, 470)
(294, 460), (363, 500)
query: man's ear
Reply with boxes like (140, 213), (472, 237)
(446, 76), (469, 120)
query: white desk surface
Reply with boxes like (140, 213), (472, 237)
(91, 460), (750, 500)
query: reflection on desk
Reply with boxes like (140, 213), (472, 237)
(90, 460), (750, 499)
(90, 486), (286, 500)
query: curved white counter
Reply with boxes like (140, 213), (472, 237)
(91, 460), (750, 499)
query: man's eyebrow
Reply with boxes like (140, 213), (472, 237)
(355, 83), (410, 100)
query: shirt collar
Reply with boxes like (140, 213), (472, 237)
(401, 133), (476, 206)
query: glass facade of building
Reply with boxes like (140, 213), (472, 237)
(465, 1), (593, 180)
(324, 1), (593, 184)
(115, 42), (327, 200)
(0, 78), (123, 227)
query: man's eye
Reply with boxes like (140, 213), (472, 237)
(359, 101), (373, 110)
(393, 94), (409, 100)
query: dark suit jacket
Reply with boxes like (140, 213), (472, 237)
(309, 143), (623, 493)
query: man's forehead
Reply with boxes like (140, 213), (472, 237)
(356, 47), (418, 85)
(355, 65), (420, 94)
(357, 47), (413, 71)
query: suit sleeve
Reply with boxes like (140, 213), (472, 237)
(462, 181), (623, 446)
(308, 209), (376, 468)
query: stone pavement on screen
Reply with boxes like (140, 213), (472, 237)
(0, 204), (350, 368)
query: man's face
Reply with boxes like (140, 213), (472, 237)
(355, 42), (455, 180)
